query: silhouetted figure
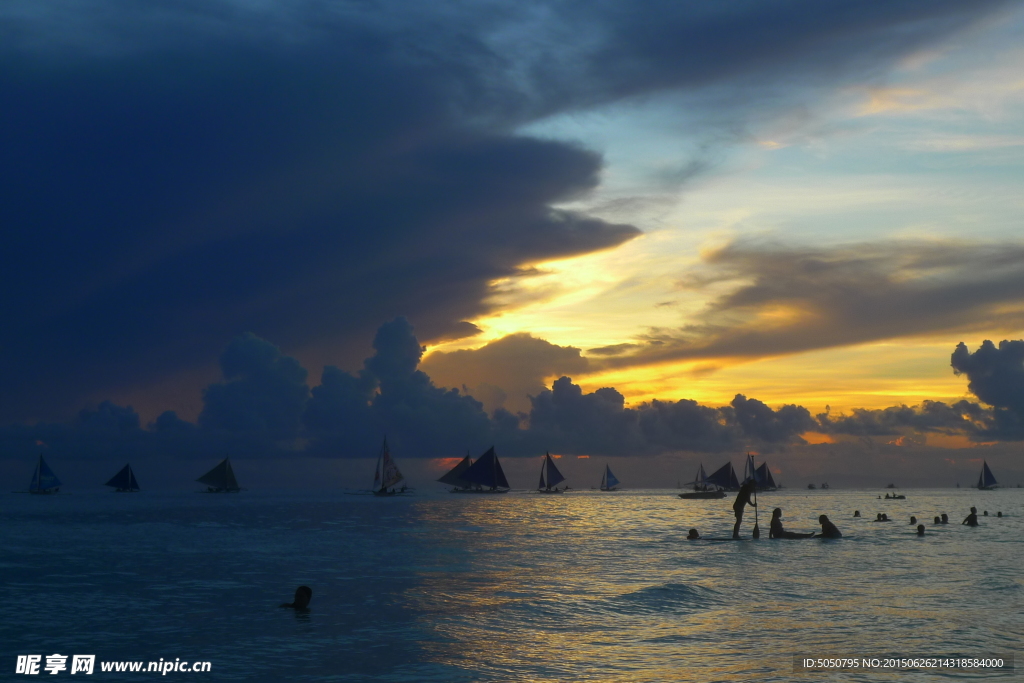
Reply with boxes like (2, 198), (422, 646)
(941, 513), (949, 524)
(882, 513), (890, 521)
(962, 507), (978, 527)
(818, 515), (842, 538)
(933, 516), (941, 524)
(687, 528), (701, 540)
(769, 508), (815, 539)
(916, 524), (925, 536)
(853, 510), (861, 517)
(280, 586), (312, 609)
(732, 480), (757, 539)
(910, 516), (917, 525)
(997, 511), (1002, 517)
(983, 510), (989, 516)
(875, 513), (884, 521)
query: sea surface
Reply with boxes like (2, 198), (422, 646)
(2, 488), (1021, 682)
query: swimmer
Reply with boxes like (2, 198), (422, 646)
(817, 515), (842, 538)
(853, 510), (861, 517)
(909, 516), (917, 525)
(962, 507), (978, 527)
(941, 513), (949, 524)
(916, 524), (925, 536)
(769, 508), (815, 539)
(875, 513), (884, 521)
(983, 510), (989, 516)
(997, 511), (1002, 517)
(882, 513), (890, 521)
(933, 516), (941, 524)
(280, 585), (312, 609)
(687, 528), (701, 540)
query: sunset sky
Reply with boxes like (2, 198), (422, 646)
(2, 1), (1023, 487)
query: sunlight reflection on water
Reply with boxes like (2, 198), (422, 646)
(1, 489), (1020, 681)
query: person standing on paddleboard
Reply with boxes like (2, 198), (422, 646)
(732, 479), (757, 539)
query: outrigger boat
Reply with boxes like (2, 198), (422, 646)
(453, 446), (510, 493)
(599, 464), (620, 491)
(679, 463), (727, 499)
(372, 439), (408, 495)
(197, 458), (241, 492)
(537, 452), (567, 493)
(438, 452), (476, 492)
(976, 460), (1000, 490)
(28, 455), (62, 494)
(105, 463), (140, 492)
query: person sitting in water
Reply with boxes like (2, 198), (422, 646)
(687, 528), (701, 540)
(875, 513), (884, 521)
(732, 479), (757, 539)
(769, 508), (815, 539)
(818, 515), (842, 538)
(997, 511), (1002, 517)
(933, 516), (941, 524)
(983, 510), (989, 516)
(941, 513), (949, 524)
(881, 513), (890, 521)
(916, 524), (925, 536)
(909, 516), (917, 525)
(280, 585), (312, 609)
(962, 507), (978, 527)
(853, 510), (861, 517)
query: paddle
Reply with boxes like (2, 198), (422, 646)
(752, 484), (760, 539)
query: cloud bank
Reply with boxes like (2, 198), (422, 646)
(4, 321), (1021, 468)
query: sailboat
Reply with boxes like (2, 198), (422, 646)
(456, 446), (510, 493)
(372, 438), (408, 496)
(599, 464), (620, 491)
(679, 463), (727, 499)
(704, 461), (741, 492)
(438, 452), (476, 492)
(28, 454), (62, 494)
(105, 463), (140, 492)
(744, 453), (778, 491)
(196, 457), (241, 493)
(537, 452), (566, 493)
(976, 460), (1000, 490)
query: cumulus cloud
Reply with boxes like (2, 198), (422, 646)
(951, 339), (1024, 439)
(1, 0), (1008, 424)
(422, 333), (589, 414)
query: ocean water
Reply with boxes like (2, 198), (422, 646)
(1, 488), (1020, 682)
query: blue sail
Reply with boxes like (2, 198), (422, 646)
(461, 447), (510, 490)
(541, 453), (565, 489)
(604, 465), (620, 489)
(105, 463), (140, 491)
(30, 455), (62, 492)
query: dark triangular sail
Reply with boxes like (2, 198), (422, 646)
(540, 453), (565, 490)
(438, 454), (473, 487)
(29, 455), (62, 492)
(754, 462), (778, 489)
(461, 447), (510, 490)
(379, 440), (404, 490)
(705, 462), (738, 489)
(977, 461), (999, 489)
(196, 458), (240, 491)
(105, 463), (140, 491)
(603, 465), (620, 489)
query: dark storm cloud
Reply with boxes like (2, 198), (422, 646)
(595, 240), (1024, 368)
(1, 0), (1010, 423)
(817, 401), (986, 437)
(951, 340), (1024, 439)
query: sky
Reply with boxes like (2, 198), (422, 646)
(2, 0), (1024, 488)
